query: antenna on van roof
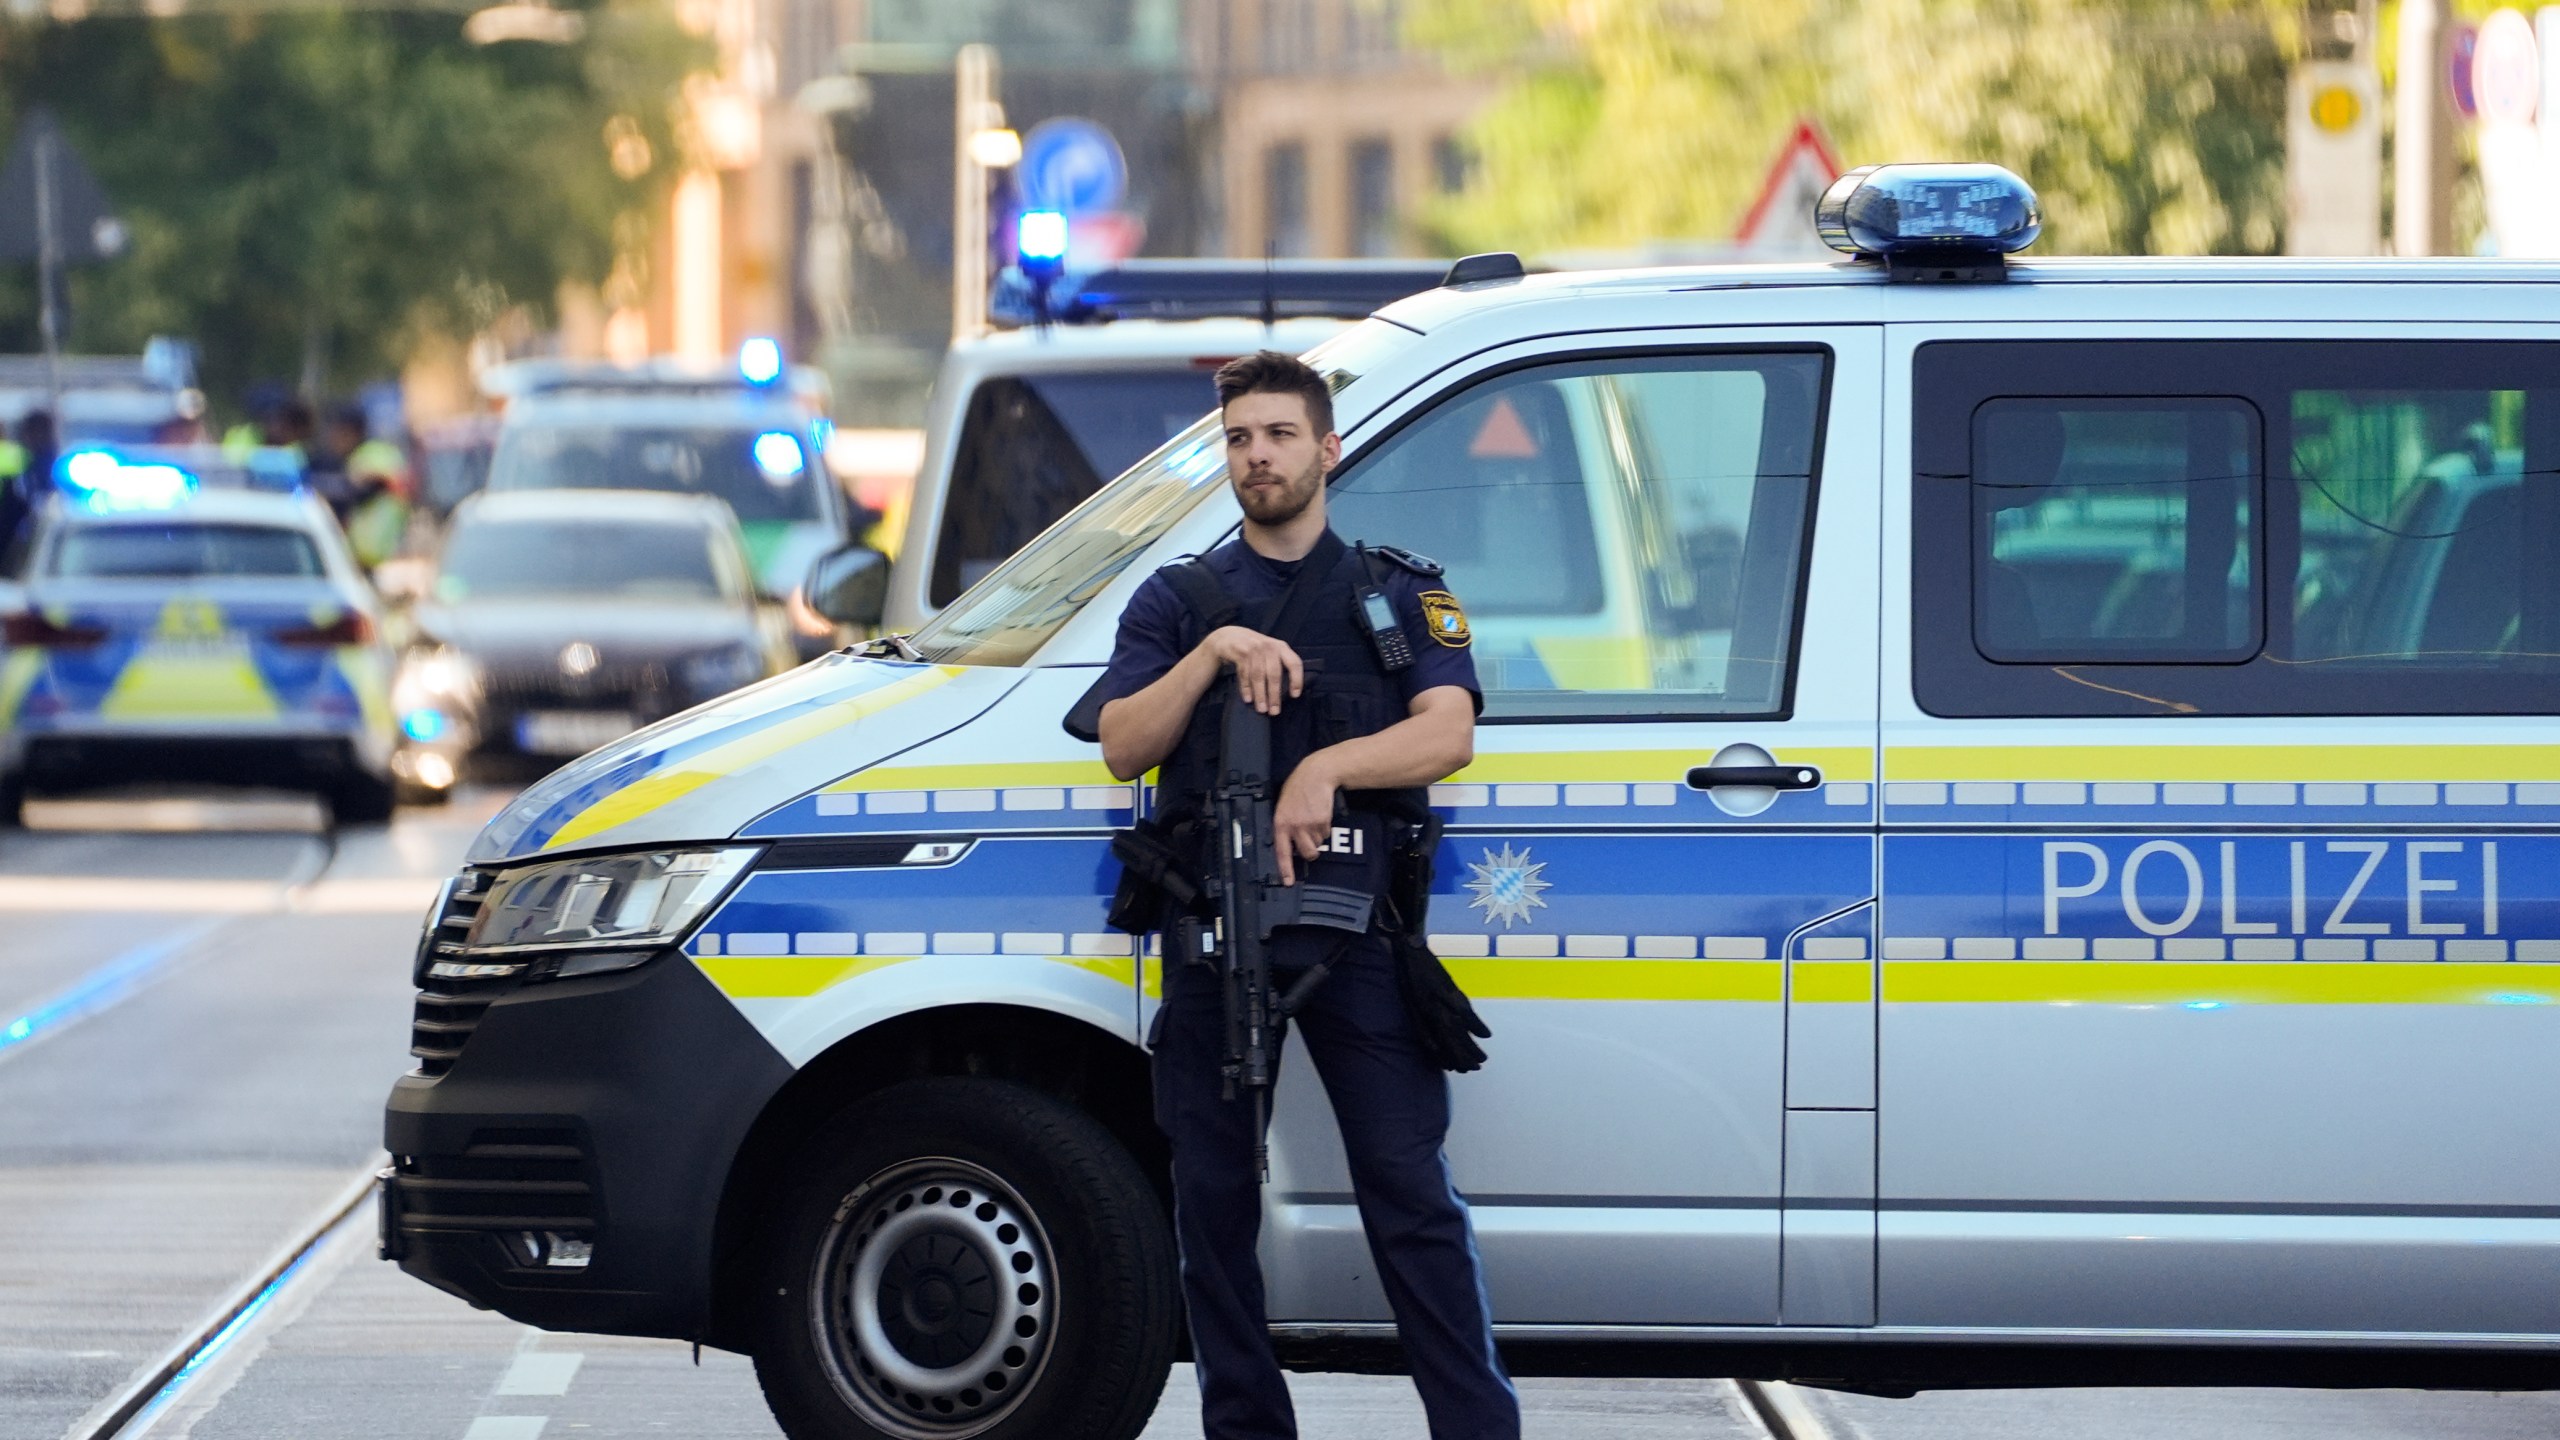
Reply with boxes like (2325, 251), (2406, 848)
(1261, 242), (1277, 332)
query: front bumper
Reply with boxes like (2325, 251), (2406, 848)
(12, 727), (390, 790)
(381, 947), (794, 1339)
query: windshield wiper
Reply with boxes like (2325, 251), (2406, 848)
(855, 632), (925, 662)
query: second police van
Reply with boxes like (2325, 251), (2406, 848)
(383, 165), (2560, 1439)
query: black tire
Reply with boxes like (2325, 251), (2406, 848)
(0, 772), (23, 828)
(325, 773), (396, 827)
(753, 1077), (1177, 1440)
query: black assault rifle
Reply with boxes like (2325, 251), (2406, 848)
(1203, 676), (1374, 1179)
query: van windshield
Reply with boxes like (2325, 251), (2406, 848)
(488, 423), (821, 522)
(930, 371), (1221, 605)
(910, 320), (1411, 667)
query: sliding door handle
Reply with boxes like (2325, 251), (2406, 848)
(1686, 764), (1822, 791)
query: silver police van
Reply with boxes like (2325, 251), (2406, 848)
(384, 165), (2560, 1439)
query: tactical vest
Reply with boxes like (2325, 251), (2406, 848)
(1152, 533), (1426, 909)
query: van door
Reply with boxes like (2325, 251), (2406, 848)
(1881, 325), (2560, 1336)
(1258, 330), (1884, 1327)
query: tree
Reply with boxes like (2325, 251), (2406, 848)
(1407, 0), (2303, 258)
(0, 6), (700, 404)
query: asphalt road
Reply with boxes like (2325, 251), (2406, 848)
(5, 787), (2559, 1440)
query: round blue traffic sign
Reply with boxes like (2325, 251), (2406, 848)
(1018, 117), (1127, 217)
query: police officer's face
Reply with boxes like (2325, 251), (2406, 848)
(1223, 390), (1338, 526)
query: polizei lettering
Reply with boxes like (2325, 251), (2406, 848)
(2041, 838), (2503, 938)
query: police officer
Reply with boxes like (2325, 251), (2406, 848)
(1090, 351), (1519, 1440)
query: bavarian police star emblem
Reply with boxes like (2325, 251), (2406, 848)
(1419, 590), (1470, 647)
(1464, 843), (1549, 929)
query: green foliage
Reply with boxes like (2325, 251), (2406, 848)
(1408, 0), (2303, 258)
(0, 6), (700, 405)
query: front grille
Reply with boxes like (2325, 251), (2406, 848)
(481, 661), (673, 709)
(411, 869), (505, 1078)
(395, 1127), (599, 1236)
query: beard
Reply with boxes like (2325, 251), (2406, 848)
(1234, 452), (1324, 526)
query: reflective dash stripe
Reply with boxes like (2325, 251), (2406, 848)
(544, 666), (957, 851)
(1883, 961), (2560, 1007)
(1887, 745), (2560, 785)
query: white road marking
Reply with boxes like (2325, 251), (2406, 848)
(462, 1419), (548, 1440)
(494, 1352), (583, 1397)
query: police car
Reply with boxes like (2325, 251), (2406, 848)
(3, 449), (398, 824)
(384, 164), (2560, 1438)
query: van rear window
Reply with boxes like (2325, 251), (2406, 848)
(1913, 340), (2560, 717)
(52, 523), (323, 579)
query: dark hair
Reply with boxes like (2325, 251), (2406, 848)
(1213, 349), (1333, 437)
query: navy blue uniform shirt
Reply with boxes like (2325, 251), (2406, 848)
(1094, 532), (1481, 714)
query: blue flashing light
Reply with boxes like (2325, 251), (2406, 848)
(59, 448), (197, 511)
(752, 431), (806, 479)
(1017, 209), (1070, 276)
(61, 448), (120, 491)
(738, 336), (784, 386)
(402, 707), (447, 742)
(1816, 163), (2041, 272)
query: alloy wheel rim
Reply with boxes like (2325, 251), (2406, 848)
(813, 1158), (1057, 1438)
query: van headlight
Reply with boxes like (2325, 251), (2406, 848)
(465, 847), (759, 979)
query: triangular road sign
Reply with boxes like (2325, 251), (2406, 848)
(1734, 119), (1844, 257)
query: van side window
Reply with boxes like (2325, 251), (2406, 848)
(1329, 350), (1830, 720)
(2291, 388), (2530, 666)
(1972, 399), (2260, 663)
(1913, 341), (2560, 716)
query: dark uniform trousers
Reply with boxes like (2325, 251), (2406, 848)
(1154, 928), (1521, 1440)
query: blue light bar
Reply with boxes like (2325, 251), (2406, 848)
(1017, 209), (1069, 276)
(57, 447), (198, 511)
(738, 337), (784, 386)
(1816, 163), (2040, 280)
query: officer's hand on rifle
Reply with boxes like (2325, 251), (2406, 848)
(1201, 626), (1303, 716)
(1271, 756), (1339, 887)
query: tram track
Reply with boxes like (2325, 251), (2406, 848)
(0, 812), (372, 1440)
(61, 1163), (383, 1440)
(1737, 1377), (1843, 1440)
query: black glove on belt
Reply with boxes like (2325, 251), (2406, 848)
(1388, 923), (1491, 1073)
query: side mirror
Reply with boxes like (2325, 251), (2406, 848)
(804, 544), (889, 629)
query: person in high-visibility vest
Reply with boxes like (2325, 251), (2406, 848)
(342, 434), (413, 571)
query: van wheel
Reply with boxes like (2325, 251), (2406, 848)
(754, 1077), (1176, 1440)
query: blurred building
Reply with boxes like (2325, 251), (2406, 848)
(473, 0), (1485, 430)
(1186, 0), (1489, 259)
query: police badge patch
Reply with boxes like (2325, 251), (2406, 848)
(1419, 591), (1471, 647)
